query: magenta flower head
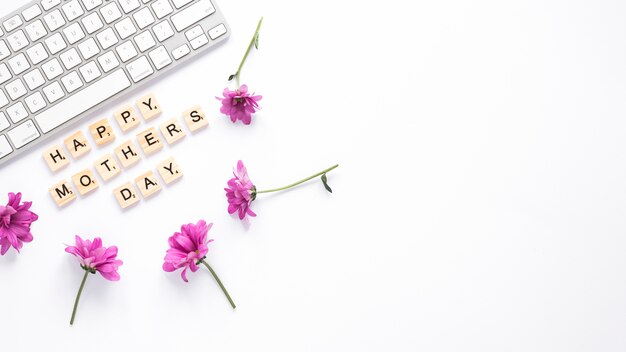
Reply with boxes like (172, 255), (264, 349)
(163, 220), (213, 282)
(163, 220), (236, 309)
(0, 192), (38, 255)
(65, 235), (123, 325)
(216, 85), (262, 125)
(224, 160), (257, 220)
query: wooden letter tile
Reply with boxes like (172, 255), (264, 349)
(114, 140), (141, 168)
(136, 127), (163, 155)
(113, 104), (140, 132)
(183, 105), (208, 132)
(43, 144), (69, 172)
(94, 153), (121, 181)
(49, 179), (77, 207)
(64, 131), (91, 159)
(159, 118), (186, 144)
(72, 169), (99, 196)
(136, 93), (162, 120)
(135, 170), (162, 198)
(157, 157), (183, 184)
(113, 182), (140, 209)
(89, 118), (116, 146)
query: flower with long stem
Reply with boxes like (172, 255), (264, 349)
(65, 236), (123, 325)
(225, 161), (339, 220)
(163, 220), (236, 309)
(217, 17), (263, 125)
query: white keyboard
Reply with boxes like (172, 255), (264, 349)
(0, 0), (229, 167)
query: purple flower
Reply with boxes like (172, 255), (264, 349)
(65, 236), (123, 281)
(224, 160), (257, 220)
(163, 220), (213, 282)
(216, 85), (262, 125)
(0, 192), (38, 255)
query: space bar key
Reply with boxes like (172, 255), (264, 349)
(35, 70), (131, 133)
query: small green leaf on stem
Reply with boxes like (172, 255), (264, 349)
(228, 73), (237, 81)
(254, 34), (260, 49)
(321, 173), (333, 193)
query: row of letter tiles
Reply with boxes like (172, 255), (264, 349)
(42, 93), (164, 172)
(49, 157), (183, 208)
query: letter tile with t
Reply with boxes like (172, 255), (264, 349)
(49, 179), (77, 207)
(89, 118), (116, 146)
(72, 169), (99, 196)
(136, 93), (162, 121)
(135, 170), (162, 198)
(113, 182), (140, 209)
(157, 157), (183, 184)
(113, 104), (141, 132)
(43, 144), (70, 172)
(183, 105), (208, 132)
(94, 153), (121, 181)
(63, 131), (91, 159)
(114, 140), (142, 168)
(159, 118), (186, 144)
(137, 127), (163, 155)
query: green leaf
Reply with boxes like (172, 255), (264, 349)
(254, 33), (259, 49)
(321, 173), (332, 193)
(228, 73), (236, 81)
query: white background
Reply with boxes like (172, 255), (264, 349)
(2, 0), (626, 351)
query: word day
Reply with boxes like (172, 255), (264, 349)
(45, 93), (207, 209)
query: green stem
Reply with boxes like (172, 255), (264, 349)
(235, 17), (264, 88)
(200, 259), (236, 309)
(70, 270), (89, 325)
(256, 164), (339, 194)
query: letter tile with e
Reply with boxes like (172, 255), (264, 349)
(137, 127), (163, 155)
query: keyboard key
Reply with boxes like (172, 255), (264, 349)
(7, 101), (28, 123)
(8, 30), (29, 51)
(81, 0), (103, 11)
(43, 9), (66, 31)
(41, 0), (61, 11)
(116, 41), (138, 62)
(45, 32), (67, 54)
(0, 64), (12, 85)
(78, 38), (100, 59)
(23, 69), (46, 90)
(36, 69), (131, 133)
(25, 92), (47, 113)
(190, 34), (208, 50)
(0, 41), (10, 60)
(0, 135), (13, 159)
(100, 2), (122, 24)
(63, 22), (85, 44)
(148, 45), (171, 70)
(42, 58), (63, 79)
(82, 12), (103, 34)
(119, 0), (140, 13)
(62, 0), (84, 21)
(8, 53), (31, 75)
(172, 0), (193, 8)
(115, 18), (137, 40)
(134, 31), (156, 52)
(153, 21), (174, 42)
(185, 25), (203, 40)
(43, 81), (65, 103)
(6, 79), (27, 100)
(23, 5), (42, 21)
(152, 0), (173, 19)
(171, 0), (215, 31)
(26, 43), (49, 65)
(60, 48), (82, 69)
(171, 43), (189, 60)
(3, 15), (23, 32)
(126, 56), (154, 82)
(0, 112), (9, 131)
(208, 23), (227, 40)
(79, 61), (101, 83)
(25, 20), (48, 41)
(61, 71), (83, 93)
(7, 120), (40, 149)
(98, 51), (120, 72)
(96, 28), (118, 49)
(0, 90), (9, 108)
(133, 7), (155, 30)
